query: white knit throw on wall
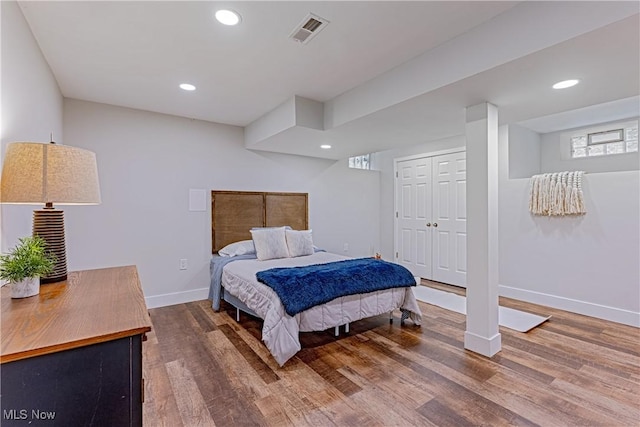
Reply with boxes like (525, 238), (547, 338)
(529, 171), (586, 216)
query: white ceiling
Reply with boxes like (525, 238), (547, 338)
(19, 1), (640, 160)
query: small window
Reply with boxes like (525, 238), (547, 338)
(349, 154), (371, 170)
(571, 121), (638, 158)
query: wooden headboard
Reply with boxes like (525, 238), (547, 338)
(211, 190), (308, 253)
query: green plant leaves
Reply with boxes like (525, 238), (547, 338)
(0, 236), (56, 283)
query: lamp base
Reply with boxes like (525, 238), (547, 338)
(33, 209), (67, 283)
(41, 274), (67, 284)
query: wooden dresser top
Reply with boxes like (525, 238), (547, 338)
(1, 265), (152, 364)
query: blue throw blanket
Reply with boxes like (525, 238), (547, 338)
(256, 258), (416, 316)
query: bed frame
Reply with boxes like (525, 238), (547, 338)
(210, 190), (393, 337)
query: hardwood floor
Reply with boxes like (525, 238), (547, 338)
(143, 281), (640, 426)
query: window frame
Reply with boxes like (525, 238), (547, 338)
(570, 120), (638, 159)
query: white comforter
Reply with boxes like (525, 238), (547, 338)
(222, 252), (422, 366)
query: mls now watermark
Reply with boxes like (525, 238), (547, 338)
(3, 409), (56, 421)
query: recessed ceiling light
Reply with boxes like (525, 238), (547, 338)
(215, 9), (241, 26)
(320, 144), (331, 149)
(179, 83), (196, 91)
(552, 79), (579, 89)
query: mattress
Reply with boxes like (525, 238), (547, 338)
(220, 252), (422, 366)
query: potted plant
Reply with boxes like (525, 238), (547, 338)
(0, 236), (56, 298)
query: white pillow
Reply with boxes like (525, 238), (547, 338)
(285, 229), (314, 257)
(218, 240), (255, 257)
(250, 227), (290, 261)
(251, 225), (292, 231)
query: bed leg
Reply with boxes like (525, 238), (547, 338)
(389, 311), (393, 324)
(236, 308), (240, 322)
(345, 323), (350, 334)
(334, 325), (339, 337)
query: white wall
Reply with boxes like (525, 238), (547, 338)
(499, 125), (640, 326)
(376, 135), (465, 259)
(1, 0), (63, 251)
(508, 124), (541, 178)
(63, 99), (380, 307)
(1, 0), (380, 308)
(376, 126), (639, 326)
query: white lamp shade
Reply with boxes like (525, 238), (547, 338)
(1, 142), (101, 205)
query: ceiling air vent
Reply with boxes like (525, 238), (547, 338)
(289, 13), (329, 44)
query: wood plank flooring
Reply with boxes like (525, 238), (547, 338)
(143, 281), (640, 426)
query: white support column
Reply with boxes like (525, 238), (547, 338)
(464, 102), (501, 357)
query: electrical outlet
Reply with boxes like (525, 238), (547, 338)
(343, 243), (349, 252)
(179, 259), (188, 270)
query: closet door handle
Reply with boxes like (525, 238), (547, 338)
(433, 223), (438, 227)
(426, 223), (431, 227)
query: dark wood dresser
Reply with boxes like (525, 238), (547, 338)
(1, 266), (152, 426)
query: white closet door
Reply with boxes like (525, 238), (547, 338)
(396, 158), (432, 278)
(431, 152), (467, 287)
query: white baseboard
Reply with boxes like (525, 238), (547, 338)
(499, 285), (640, 327)
(145, 287), (210, 309)
(144, 285), (640, 328)
(464, 331), (502, 357)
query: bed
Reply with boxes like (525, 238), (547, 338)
(209, 190), (422, 366)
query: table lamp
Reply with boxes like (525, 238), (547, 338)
(0, 142), (101, 283)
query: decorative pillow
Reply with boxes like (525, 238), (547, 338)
(285, 229), (314, 257)
(250, 227), (290, 261)
(218, 240), (256, 257)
